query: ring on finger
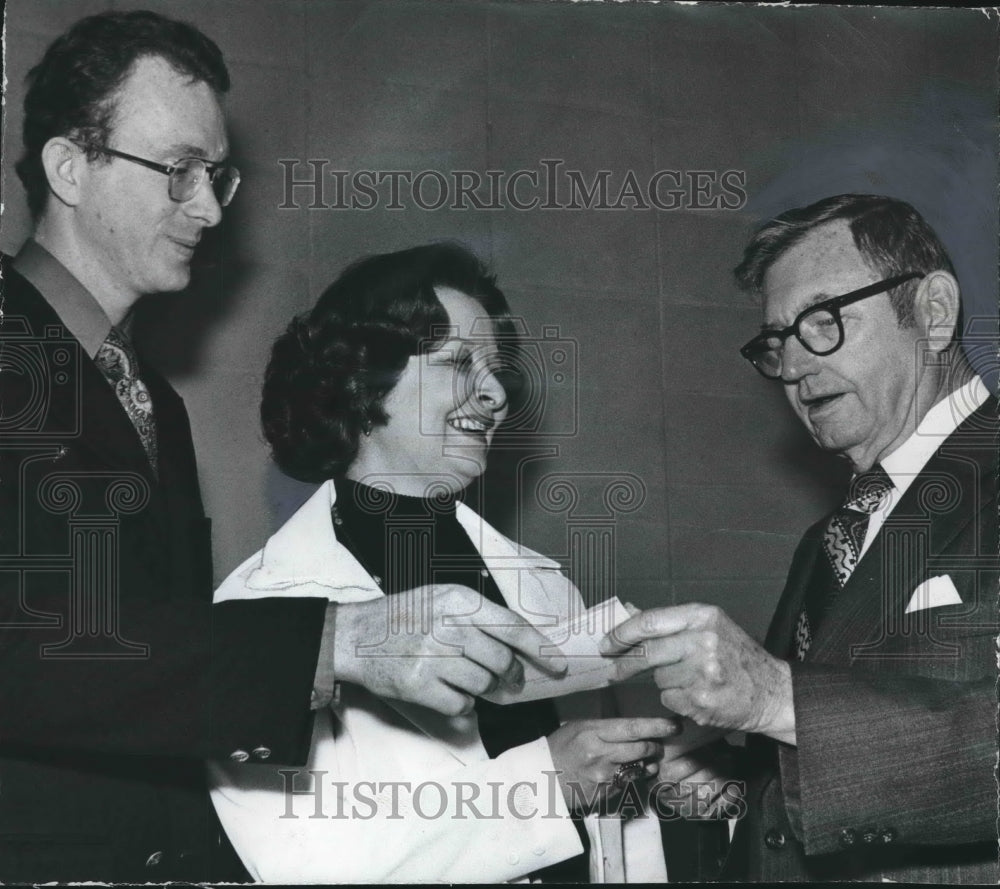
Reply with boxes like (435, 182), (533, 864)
(612, 760), (646, 789)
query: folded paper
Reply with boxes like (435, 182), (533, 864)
(484, 596), (631, 704)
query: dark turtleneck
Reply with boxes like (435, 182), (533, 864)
(331, 477), (589, 882)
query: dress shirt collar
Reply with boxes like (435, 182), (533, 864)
(879, 376), (990, 498)
(13, 239), (121, 359)
(852, 376), (988, 562)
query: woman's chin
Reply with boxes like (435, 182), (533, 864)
(439, 455), (488, 490)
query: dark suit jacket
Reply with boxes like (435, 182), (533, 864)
(725, 396), (999, 882)
(0, 257), (330, 881)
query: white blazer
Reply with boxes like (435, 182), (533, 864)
(210, 480), (667, 883)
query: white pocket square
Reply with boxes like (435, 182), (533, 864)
(904, 575), (963, 614)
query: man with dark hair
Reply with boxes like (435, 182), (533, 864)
(0, 10), (561, 882)
(606, 194), (997, 881)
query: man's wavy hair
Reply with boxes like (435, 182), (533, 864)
(262, 243), (517, 483)
(734, 194), (959, 330)
(16, 10), (229, 220)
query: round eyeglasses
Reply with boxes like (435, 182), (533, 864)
(81, 144), (241, 207)
(740, 272), (924, 380)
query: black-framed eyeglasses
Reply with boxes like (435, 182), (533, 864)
(740, 272), (924, 380)
(82, 144), (241, 207)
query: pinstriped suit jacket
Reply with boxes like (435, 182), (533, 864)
(725, 396), (999, 883)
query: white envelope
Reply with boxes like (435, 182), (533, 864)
(483, 596), (630, 704)
(904, 574), (963, 614)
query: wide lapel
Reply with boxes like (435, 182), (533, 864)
(241, 480), (380, 598)
(765, 524), (826, 659)
(4, 266), (155, 481)
(141, 366), (213, 595)
(456, 503), (571, 630)
(806, 399), (998, 665)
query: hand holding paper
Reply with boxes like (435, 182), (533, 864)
(482, 596), (632, 704)
(601, 602), (796, 744)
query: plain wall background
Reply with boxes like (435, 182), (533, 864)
(3, 0), (997, 642)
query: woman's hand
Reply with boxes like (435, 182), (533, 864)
(547, 717), (678, 813)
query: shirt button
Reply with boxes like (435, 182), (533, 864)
(252, 746), (272, 761)
(145, 851), (163, 867)
(532, 847), (546, 856)
(881, 827), (898, 844)
(480, 569), (489, 577)
(838, 827), (858, 848)
(764, 828), (786, 850)
(229, 749), (250, 762)
(507, 852), (519, 865)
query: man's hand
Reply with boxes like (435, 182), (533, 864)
(333, 584), (567, 716)
(653, 739), (742, 819)
(600, 604), (796, 744)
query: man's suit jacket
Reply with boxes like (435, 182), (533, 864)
(0, 258), (329, 882)
(726, 396), (999, 882)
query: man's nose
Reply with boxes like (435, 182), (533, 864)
(779, 336), (820, 383)
(184, 176), (223, 227)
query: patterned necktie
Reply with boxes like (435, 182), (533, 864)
(94, 326), (158, 475)
(793, 464), (893, 661)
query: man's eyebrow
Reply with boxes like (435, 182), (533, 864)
(161, 142), (228, 161)
(760, 291), (838, 331)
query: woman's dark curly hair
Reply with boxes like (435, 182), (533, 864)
(262, 243), (517, 483)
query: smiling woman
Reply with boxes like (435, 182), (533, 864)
(207, 243), (671, 883)
(259, 243), (519, 491)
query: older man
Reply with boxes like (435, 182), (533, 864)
(0, 10), (560, 882)
(606, 194), (998, 881)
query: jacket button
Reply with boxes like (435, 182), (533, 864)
(880, 827), (897, 844)
(251, 746), (272, 761)
(861, 825), (878, 844)
(145, 851), (163, 867)
(764, 828), (786, 850)
(838, 828), (858, 848)
(229, 749), (250, 762)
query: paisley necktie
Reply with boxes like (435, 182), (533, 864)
(793, 465), (893, 660)
(94, 326), (158, 476)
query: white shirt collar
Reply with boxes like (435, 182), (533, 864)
(880, 376), (990, 499)
(855, 377), (989, 561)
